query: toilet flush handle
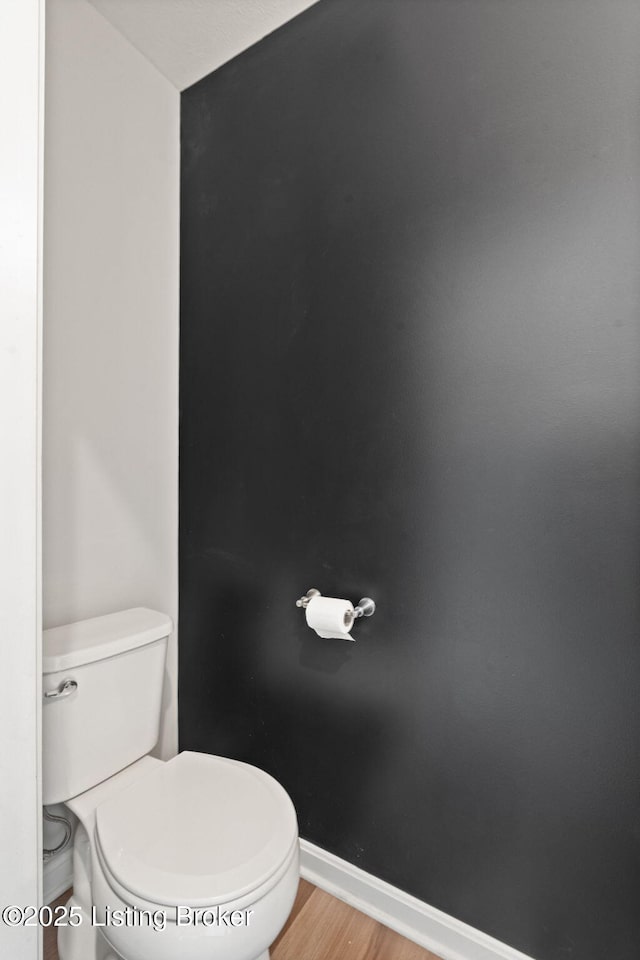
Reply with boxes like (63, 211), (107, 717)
(43, 678), (78, 701)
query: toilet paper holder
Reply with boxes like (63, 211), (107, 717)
(295, 588), (376, 621)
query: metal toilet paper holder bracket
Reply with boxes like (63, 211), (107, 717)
(295, 588), (376, 621)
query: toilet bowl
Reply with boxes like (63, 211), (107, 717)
(58, 752), (299, 960)
(43, 609), (300, 960)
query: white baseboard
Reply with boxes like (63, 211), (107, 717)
(43, 847), (73, 905)
(299, 839), (536, 960)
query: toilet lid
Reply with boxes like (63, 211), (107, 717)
(95, 751), (298, 907)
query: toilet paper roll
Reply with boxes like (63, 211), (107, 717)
(305, 596), (355, 640)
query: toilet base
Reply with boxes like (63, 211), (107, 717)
(76, 947), (269, 960)
(56, 895), (120, 960)
(98, 951), (269, 960)
(58, 900), (272, 960)
(101, 951), (269, 960)
(57, 894), (274, 960)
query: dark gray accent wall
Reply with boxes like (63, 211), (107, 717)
(179, 3), (640, 958)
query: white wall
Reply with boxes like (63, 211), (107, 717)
(0, 0), (44, 955)
(43, 0), (180, 757)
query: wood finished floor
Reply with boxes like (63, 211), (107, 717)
(45, 880), (443, 960)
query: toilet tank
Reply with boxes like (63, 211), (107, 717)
(42, 608), (172, 806)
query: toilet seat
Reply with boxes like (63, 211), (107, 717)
(95, 751), (298, 909)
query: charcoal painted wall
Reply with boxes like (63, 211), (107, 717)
(179, 2), (640, 958)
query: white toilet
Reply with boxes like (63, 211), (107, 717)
(43, 608), (299, 960)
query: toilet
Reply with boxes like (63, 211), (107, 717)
(43, 608), (299, 960)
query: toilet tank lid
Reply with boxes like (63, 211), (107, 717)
(43, 608), (173, 674)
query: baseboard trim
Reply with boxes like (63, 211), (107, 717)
(299, 839), (536, 960)
(43, 847), (73, 905)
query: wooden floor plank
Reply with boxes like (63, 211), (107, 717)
(270, 877), (316, 952)
(45, 879), (442, 960)
(271, 884), (441, 960)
